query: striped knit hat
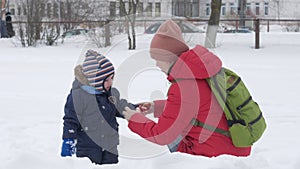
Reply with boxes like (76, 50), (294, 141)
(82, 50), (115, 93)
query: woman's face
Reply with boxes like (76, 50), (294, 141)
(104, 74), (114, 91)
(155, 60), (173, 74)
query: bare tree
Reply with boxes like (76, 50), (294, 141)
(204, 0), (222, 48)
(21, 0), (48, 46)
(120, 0), (139, 50)
(13, 0), (59, 46)
(62, 0), (101, 31)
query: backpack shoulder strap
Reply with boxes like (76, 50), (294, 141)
(191, 118), (230, 137)
(206, 68), (247, 126)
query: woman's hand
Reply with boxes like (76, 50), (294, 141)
(123, 102), (155, 120)
(137, 102), (154, 115)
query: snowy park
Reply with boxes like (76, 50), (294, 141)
(1, 28), (300, 169)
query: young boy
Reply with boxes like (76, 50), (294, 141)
(61, 50), (135, 165)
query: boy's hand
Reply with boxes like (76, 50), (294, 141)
(123, 107), (139, 120)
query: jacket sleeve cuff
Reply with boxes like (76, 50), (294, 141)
(62, 129), (77, 139)
(128, 113), (152, 131)
(153, 100), (166, 118)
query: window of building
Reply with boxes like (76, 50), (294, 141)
(40, 3), (46, 18)
(173, 0), (184, 17)
(53, 2), (59, 18)
(206, 4), (210, 16)
(191, 0), (199, 17)
(137, 2), (143, 17)
(60, 2), (65, 19)
(17, 6), (21, 16)
(230, 3), (236, 15)
(255, 3), (260, 15)
(184, 1), (190, 17)
(10, 5), (15, 15)
(221, 3), (226, 16)
(119, 1), (127, 17)
(173, 0), (199, 17)
(23, 6), (27, 15)
(47, 3), (52, 18)
(146, 3), (152, 17)
(264, 2), (269, 15)
(10, 8), (14, 15)
(155, 3), (161, 17)
(246, 3), (251, 13)
(110, 2), (116, 18)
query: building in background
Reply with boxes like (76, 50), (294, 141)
(5, 0), (300, 21)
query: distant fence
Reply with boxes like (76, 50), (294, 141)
(8, 18), (300, 48)
(192, 18), (300, 49)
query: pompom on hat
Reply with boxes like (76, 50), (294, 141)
(150, 19), (189, 62)
(82, 50), (115, 93)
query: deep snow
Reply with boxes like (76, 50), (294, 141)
(1, 29), (300, 169)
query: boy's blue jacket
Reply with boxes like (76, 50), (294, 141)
(62, 76), (135, 164)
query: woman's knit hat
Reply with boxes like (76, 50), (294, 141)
(150, 19), (189, 62)
(82, 50), (115, 92)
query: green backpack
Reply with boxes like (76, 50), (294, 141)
(193, 68), (266, 147)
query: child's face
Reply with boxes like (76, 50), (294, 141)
(104, 74), (114, 91)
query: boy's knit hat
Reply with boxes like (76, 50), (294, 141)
(150, 19), (189, 62)
(82, 50), (114, 92)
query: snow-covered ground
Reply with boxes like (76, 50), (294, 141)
(1, 30), (300, 169)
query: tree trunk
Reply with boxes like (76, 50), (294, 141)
(25, 0), (45, 46)
(104, 20), (111, 47)
(130, 0), (137, 50)
(204, 0), (222, 48)
(126, 20), (131, 49)
(131, 20), (136, 50)
(119, 0), (138, 50)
